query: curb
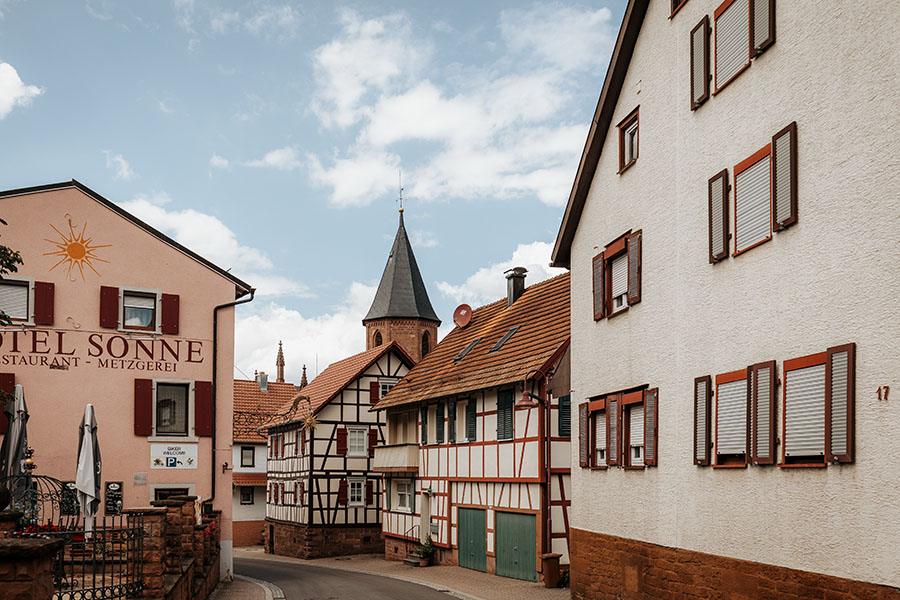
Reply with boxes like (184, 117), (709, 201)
(236, 552), (480, 600)
(234, 573), (286, 600)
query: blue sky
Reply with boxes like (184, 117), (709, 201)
(0, 0), (625, 381)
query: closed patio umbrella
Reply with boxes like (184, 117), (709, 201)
(74, 404), (101, 536)
(0, 384), (29, 506)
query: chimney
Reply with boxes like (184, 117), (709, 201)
(505, 267), (528, 307)
(256, 371), (268, 392)
(276, 341), (285, 383)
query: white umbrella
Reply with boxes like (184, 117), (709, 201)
(0, 384), (28, 480)
(75, 404), (101, 536)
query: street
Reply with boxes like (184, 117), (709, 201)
(234, 556), (455, 600)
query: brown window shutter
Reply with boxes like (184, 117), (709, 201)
(280, 484), (285, 504)
(0, 373), (15, 435)
(336, 427), (348, 455)
(694, 376), (712, 466)
(365, 480), (374, 505)
(708, 169), (730, 263)
(299, 482), (305, 506)
(267, 485), (271, 503)
(643, 388), (659, 467)
(750, 0), (775, 57)
(592, 252), (606, 320)
(99, 286), (119, 328)
(578, 402), (589, 467)
(368, 428), (378, 457)
(301, 429), (306, 455)
(690, 15), (711, 109)
(772, 121), (798, 231)
(338, 479), (348, 505)
(160, 293), (180, 335)
(33, 282), (54, 325)
(194, 381), (213, 437)
(626, 230), (642, 305)
(606, 395), (620, 466)
(281, 434), (285, 456)
(750, 361), (776, 464)
(826, 343), (855, 464)
(369, 381), (380, 404)
(134, 378), (153, 436)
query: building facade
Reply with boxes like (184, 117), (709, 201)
(0, 180), (252, 578)
(375, 271), (571, 583)
(552, 1), (900, 597)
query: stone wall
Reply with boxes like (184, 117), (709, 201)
(384, 534), (456, 566)
(267, 520), (383, 559)
(570, 528), (900, 600)
(0, 536), (64, 600)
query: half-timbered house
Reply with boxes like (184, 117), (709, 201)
(374, 270), (571, 583)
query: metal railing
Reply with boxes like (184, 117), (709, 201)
(404, 524), (419, 557)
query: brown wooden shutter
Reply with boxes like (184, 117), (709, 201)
(0, 373), (15, 434)
(194, 381), (213, 437)
(826, 343), (855, 464)
(750, 361), (776, 465)
(336, 427), (348, 455)
(694, 376), (712, 466)
(280, 484), (284, 504)
(337, 479), (348, 505)
(708, 169), (730, 263)
(160, 293), (180, 335)
(369, 381), (380, 404)
(365, 480), (374, 505)
(281, 434), (285, 456)
(750, 0), (775, 57)
(267, 484), (271, 503)
(643, 388), (659, 467)
(134, 378), (153, 436)
(690, 15), (711, 109)
(578, 402), (589, 467)
(99, 286), (119, 328)
(301, 429), (306, 455)
(368, 428), (378, 457)
(299, 481), (305, 506)
(772, 121), (798, 231)
(606, 395), (620, 466)
(626, 230), (642, 305)
(33, 282), (54, 325)
(592, 252), (605, 320)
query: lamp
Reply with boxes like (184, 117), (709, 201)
(516, 370), (543, 409)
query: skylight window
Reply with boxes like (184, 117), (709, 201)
(489, 326), (520, 353)
(454, 338), (482, 363)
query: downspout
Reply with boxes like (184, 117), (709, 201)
(207, 288), (255, 504)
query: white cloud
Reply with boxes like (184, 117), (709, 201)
(102, 150), (135, 181)
(118, 194), (309, 298)
(174, 0), (195, 32)
(85, 0), (114, 21)
(436, 241), (565, 306)
(210, 9), (240, 34)
(410, 230), (438, 248)
(244, 5), (299, 40)
(307, 148), (399, 207)
(187, 38), (199, 53)
(245, 147), (302, 171)
(234, 282), (376, 382)
(157, 99), (174, 114)
(209, 154), (230, 169)
(0, 0), (23, 19)
(0, 62), (43, 119)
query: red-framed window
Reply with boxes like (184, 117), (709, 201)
(714, 369), (749, 467)
(579, 388), (658, 470)
(592, 230), (642, 320)
(712, 0), (776, 95)
(617, 107), (640, 173)
(733, 144), (772, 256)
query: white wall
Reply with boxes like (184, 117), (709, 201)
(232, 485), (265, 521)
(568, 0), (899, 588)
(232, 444), (266, 473)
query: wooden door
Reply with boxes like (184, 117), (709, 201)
(457, 508), (486, 572)
(495, 512), (537, 581)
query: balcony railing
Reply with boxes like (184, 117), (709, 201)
(373, 443), (419, 473)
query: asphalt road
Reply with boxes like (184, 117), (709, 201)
(234, 557), (455, 600)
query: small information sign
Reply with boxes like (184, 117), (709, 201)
(150, 444), (198, 469)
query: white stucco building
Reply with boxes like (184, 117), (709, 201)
(551, 1), (900, 598)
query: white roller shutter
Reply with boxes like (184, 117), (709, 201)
(0, 282), (28, 320)
(124, 293), (155, 308)
(610, 253), (628, 311)
(735, 155), (771, 253)
(715, 0), (750, 90)
(594, 412), (606, 464)
(784, 364), (826, 457)
(629, 405), (644, 467)
(716, 379), (748, 456)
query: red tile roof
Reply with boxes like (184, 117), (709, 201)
(375, 272), (570, 409)
(233, 380), (299, 443)
(232, 473), (267, 486)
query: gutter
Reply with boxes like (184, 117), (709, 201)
(207, 288), (255, 504)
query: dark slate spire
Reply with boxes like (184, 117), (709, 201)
(363, 210), (440, 323)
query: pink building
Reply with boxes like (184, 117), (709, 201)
(0, 180), (252, 578)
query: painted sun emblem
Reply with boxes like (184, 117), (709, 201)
(44, 221), (111, 281)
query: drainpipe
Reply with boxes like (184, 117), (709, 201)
(206, 288), (255, 504)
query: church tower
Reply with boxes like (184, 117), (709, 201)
(363, 208), (440, 362)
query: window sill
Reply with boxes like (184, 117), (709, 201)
(607, 306), (630, 320)
(712, 463), (747, 469)
(779, 462), (827, 469)
(148, 435), (199, 443)
(349, 503), (366, 508)
(589, 465), (607, 471)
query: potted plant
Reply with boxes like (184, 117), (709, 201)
(419, 535), (435, 567)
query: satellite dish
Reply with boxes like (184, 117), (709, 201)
(453, 304), (472, 328)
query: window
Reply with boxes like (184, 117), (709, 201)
(241, 446), (255, 467)
(734, 145), (772, 255)
(0, 278), (30, 322)
(421, 331), (430, 357)
(489, 326), (520, 353)
(347, 427), (367, 457)
(420, 405), (428, 445)
(497, 390), (514, 440)
(617, 107), (639, 173)
(592, 230), (642, 320)
(156, 383), (189, 436)
(713, 0), (775, 94)
(154, 487), (189, 502)
(454, 338), (482, 363)
(670, 0), (688, 17)
(448, 400), (456, 444)
(348, 478), (365, 507)
(396, 480), (411, 511)
(466, 398), (477, 442)
(379, 378), (399, 399)
(625, 403), (645, 467)
(782, 344), (855, 466)
(435, 402), (444, 444)
(593, 409), (606, 465)
(374, 331), (382, 346)
(558, 395), (571, 437)
(240, 487), (254, 505)
(122, 290), (157, 331)
(580, 388), (658, 469)
(715, 370), (749, 466)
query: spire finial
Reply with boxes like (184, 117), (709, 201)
(300, 364), (308, 389)
(397, 170), (404, 214)
(276, 341), (285, 383)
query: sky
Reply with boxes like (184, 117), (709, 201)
(0, 0), (626, 382)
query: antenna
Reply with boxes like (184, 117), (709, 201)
(397, 170), (404, 213)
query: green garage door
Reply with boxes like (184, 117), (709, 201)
(457, 508), (486, 572)
(495, 512), (537, 581)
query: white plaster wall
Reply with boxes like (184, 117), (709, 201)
(568, 0), (900, 587)
(232, 444), (266, 473)
(231, 486), (265, 521)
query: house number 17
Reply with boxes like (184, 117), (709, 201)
(877, 386), (890, 401)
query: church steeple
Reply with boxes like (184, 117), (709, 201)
(275, 341), (285, 383)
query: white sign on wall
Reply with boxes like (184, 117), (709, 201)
(150, 444), (198, 469)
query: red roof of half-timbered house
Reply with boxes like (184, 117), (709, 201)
(233, 379), (299, 443)
(374, 272), (570, 409)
